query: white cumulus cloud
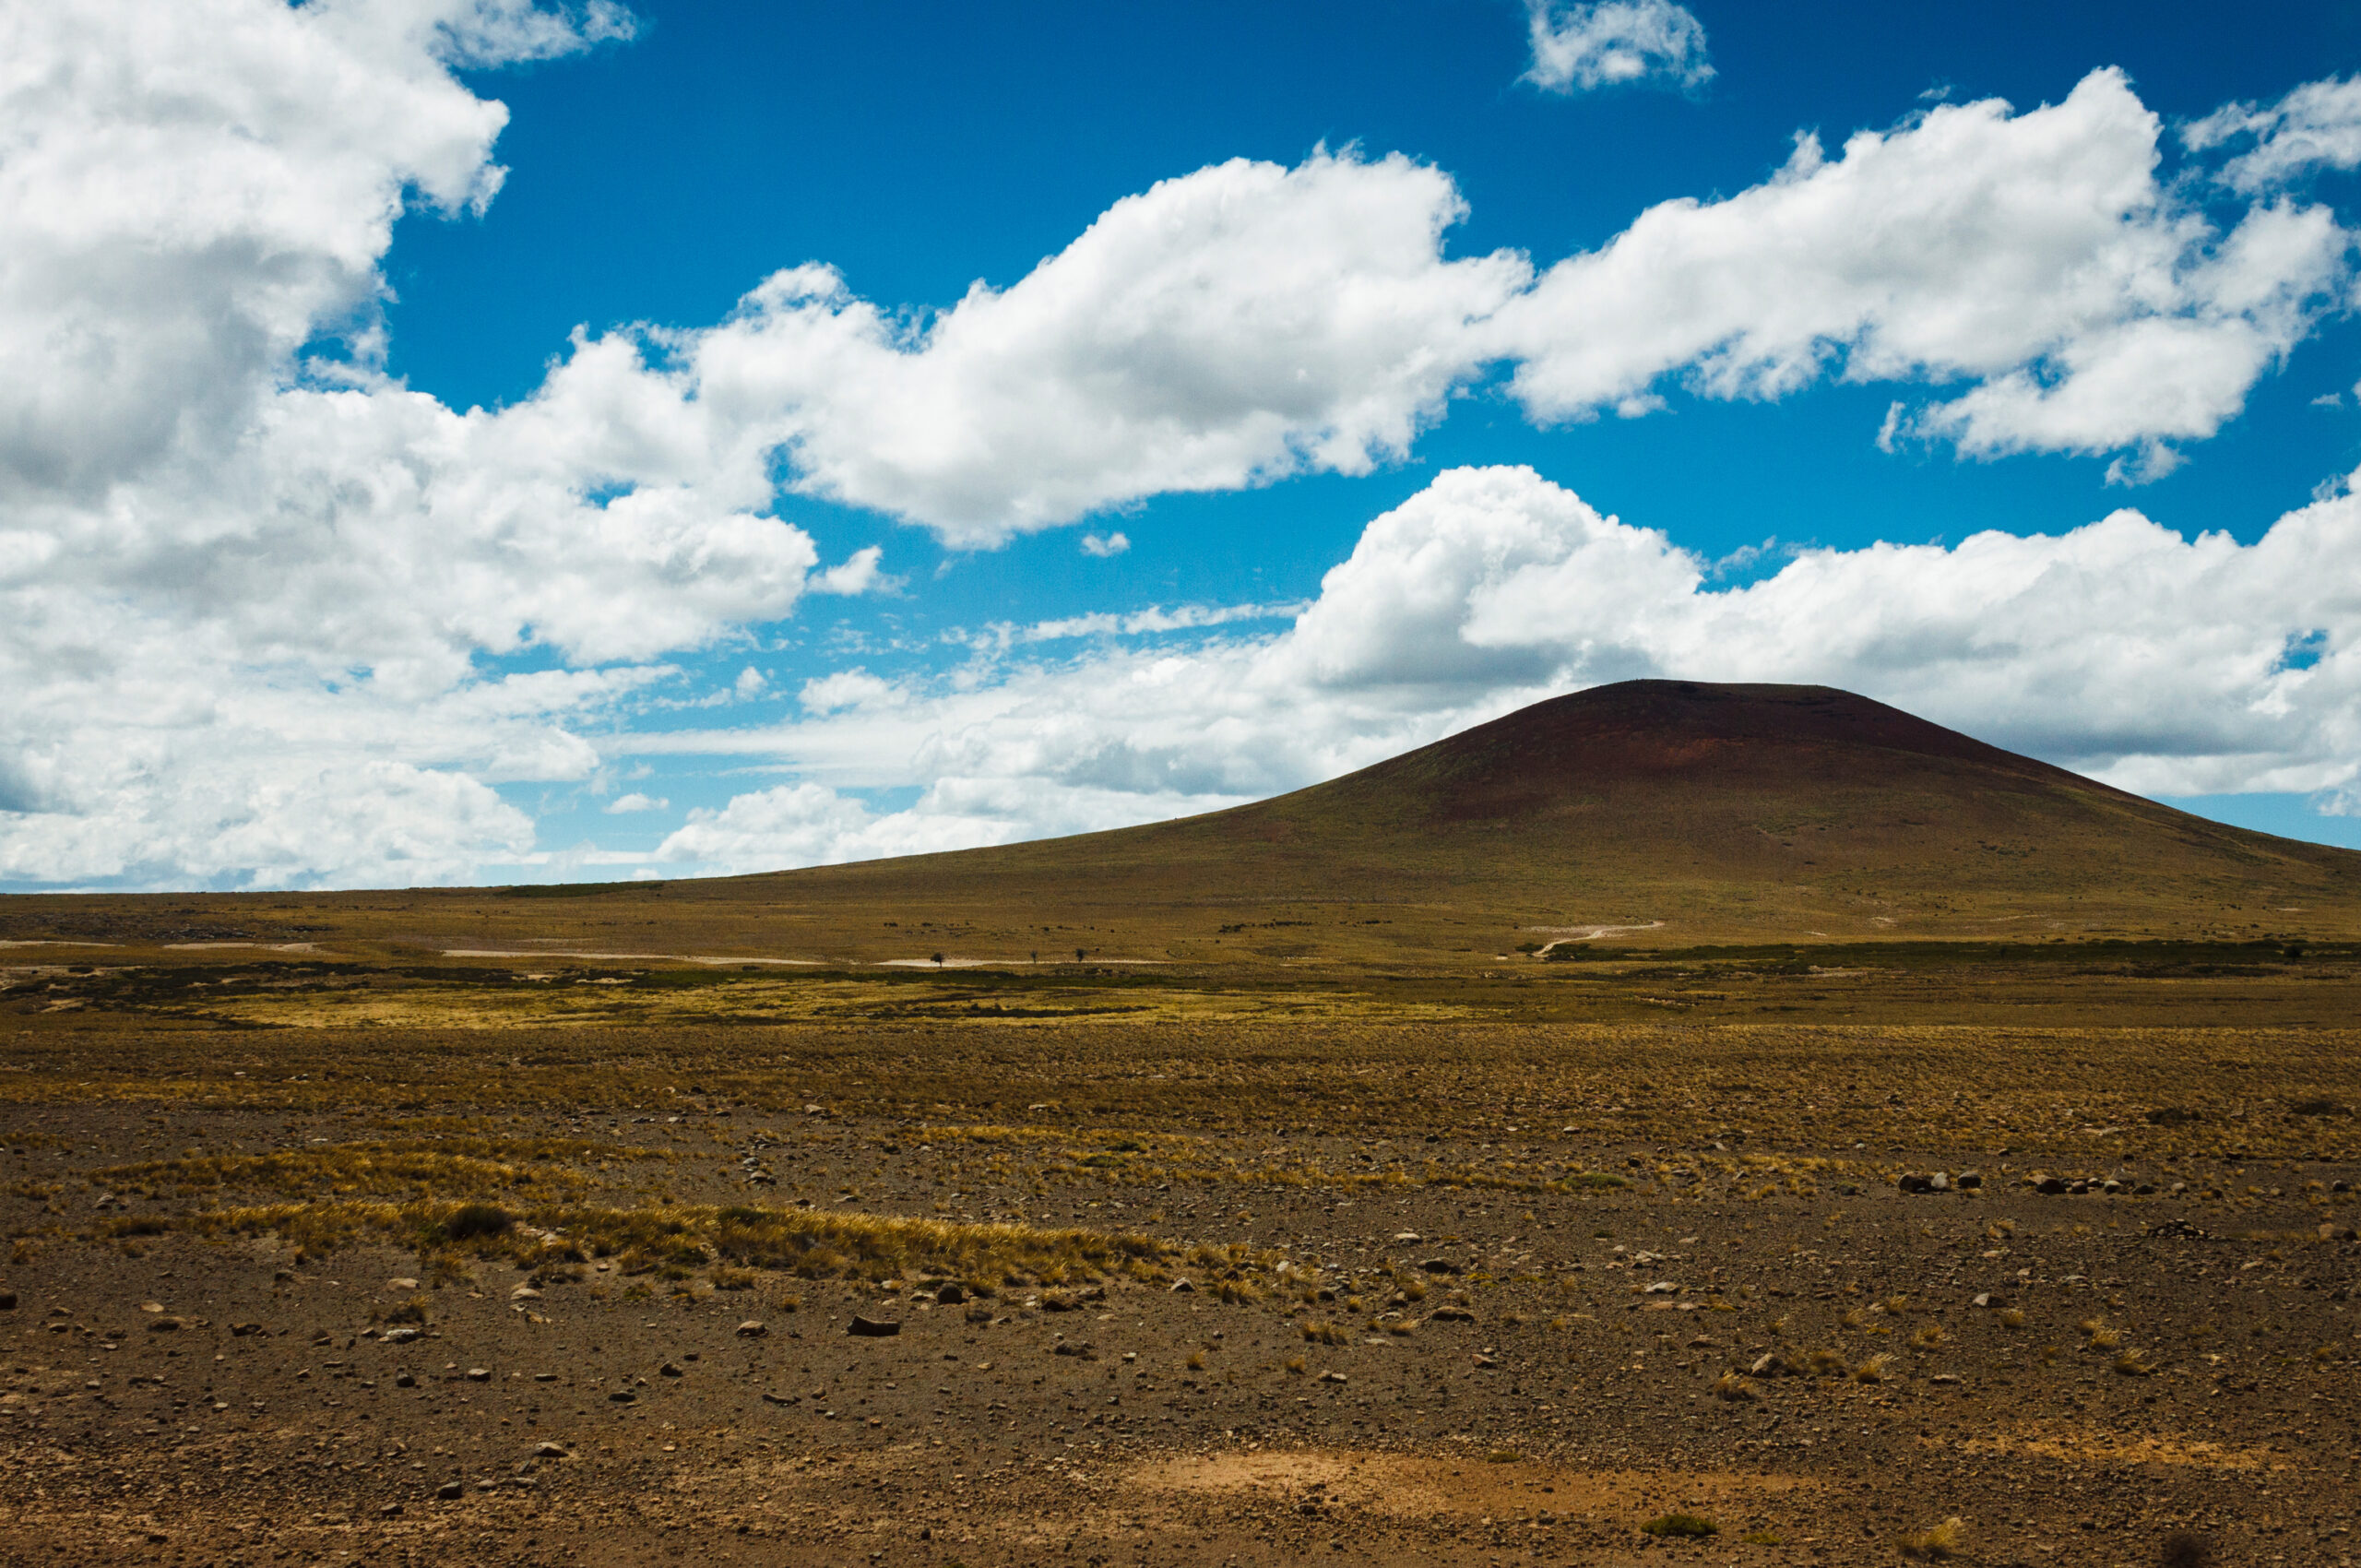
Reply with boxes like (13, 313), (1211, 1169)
(2186, 74), (2361, 193)
(1522, 0), (1714, 94)
(1490, 69), (2354, 481)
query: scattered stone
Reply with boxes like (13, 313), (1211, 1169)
(138, 1301), (164, 1313)
(147, 1316), (181, 1333)
(1957, 1170), (1984, 1190)
(609, 1390), (636, 1404)
(388, 1278), (419, 1291)
(1318, 1370), (1347, 1383)
(1930, 1373), (1963, 1385)
(2036, 1176), (2068, 1195)
(761, 1392), (798, 1406)
(435, 1481), (462, 1501)
(0, 1291), (15, 1311)
(395, 1372), (416, 1388)
(384, 1327), (421, 1345)
(1051, 1341), (1097, 1359)
(230, 1322), (265, 1336)
(1643, 1281), (1678, 1294)
(736, 1321), (767, 1337)
(533, 1442), (569, 1459)
(1394, 1231), (1422, 1243)
(659, 1362), (684, 1377)
(378, 1503), (403, 1518)
(465, 1368), (491, 1383)
(933, 1282), (966, 1305)
(848, 1315), (900, 1337)
(1426, 1307), (1475, 1324)
(1418, 1258), (1462, 1276)
(1168, 1278), (1196, 1294)
(510, 1285), (540, 1301)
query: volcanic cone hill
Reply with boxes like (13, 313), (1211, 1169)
(7, 681), (2359, 956)
(724, 680), (2361, 948)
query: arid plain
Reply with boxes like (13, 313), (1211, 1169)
(2, 685), (2356, 1568)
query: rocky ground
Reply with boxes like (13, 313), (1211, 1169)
(3, 1092), (2356, 1568)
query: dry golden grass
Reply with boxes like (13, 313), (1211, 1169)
(137, 1195), (1174, 1289)
(1900, 1515), (1965, 1560)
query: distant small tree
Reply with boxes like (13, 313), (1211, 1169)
(1074, 947), (1086, 963)
(931, 951), (944, 967)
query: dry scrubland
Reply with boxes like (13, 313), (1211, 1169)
(0, 943), (2355, 1568)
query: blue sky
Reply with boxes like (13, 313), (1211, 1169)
(5, 0), (2361, 887)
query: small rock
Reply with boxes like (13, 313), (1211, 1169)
(533, 1442), (569, 1459)
(1168, 1278), (1196, 1294)
(1897, 1174), (1931, 1194)
(1956, 1171), (1983, 1190)
(230, 1322), (265, 1336)
(511, 1286), (540, 1301)
(2037, 1176), (2068, 1195)
(148, 1316), (182, 1333)
(139, 1301), (164, 1313)
(609, 1390), (636, 1403)
(1643, 1281), (1678, 1294)
(1393, 1231), (1422, 1243)
(384, 1327), (421, 1345)
(1418, 1258), (1462, 1276)
(1318, 1370), (1347, 1384)
(387, 1278), (419, 1291)
(1971, 1293), (1991, 1309)
(848, 1316), (900, 1337)
(1930, 1373), (1963, 1385)
(735, 1321), (767, 1337)
(0, 1291), (14, 1311)
(378, 1503), (403, 1518)
(435, 1481), (462, 1501)
(465, 1367), (491, 1383)
(933, 1283), (966, 1305)
(1426, 1306), (1475, 1324)
(761, 1392), (798, 1406)
(659, 1361), (683, 1377)
(395, 1372), (416, 1388)
(1928, 1171), (1950, 1192)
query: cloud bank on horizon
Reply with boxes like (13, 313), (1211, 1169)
(2, 0), (2360, 888)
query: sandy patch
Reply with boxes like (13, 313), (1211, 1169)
(1126, 1447), (1812, 1523)
(1949, 1426), (2284, 1472)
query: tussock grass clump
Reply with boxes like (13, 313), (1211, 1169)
(167, 1196), (1173, 1285)
(1999, 1307), (2027, 1328)
(1912, 1323), (1948, 1349)
(92, 1137), (663, 1200)
(1299, 1320), (1347, 1346)
(1900, 1515), (1964, 1560)
(1640, 1514), (1718, 1539)
(2112, 1348), (2156, 1377)
(1853, 1351), (1895, 1384)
